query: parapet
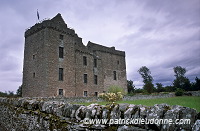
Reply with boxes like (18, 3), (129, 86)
(24, 13), (126, 57)
(25, 13), (76, 38)
(87, 41), (125, 57)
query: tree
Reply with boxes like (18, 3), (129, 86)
(173, 66), (191, 90)
(156, 83), (165, 93)
(0, 91), (8, 97)
(143, 82), (154, 94)
(138, 66), (153, 83)
(138, 66), (154, 93)
(127, 80), (135, 93)
(173, 66), (186, 78)
(191, 77), (200, 91)
(181, 78), (191, 91)
(16, 85), (22, 97)
(165, 86), (176, 92)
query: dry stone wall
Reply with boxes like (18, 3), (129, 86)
(0, 97), (199, 131)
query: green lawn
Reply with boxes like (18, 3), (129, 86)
(74, 96), (200, 112)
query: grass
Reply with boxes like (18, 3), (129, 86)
(74, 96), (200, 112)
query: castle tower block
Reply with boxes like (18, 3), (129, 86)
(22, 14), (80, 97)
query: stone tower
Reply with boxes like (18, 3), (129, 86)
(22, 13), (127, 97)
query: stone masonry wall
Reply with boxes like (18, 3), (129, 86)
(0, 97), (199, 131)
(22, 13), (127, 97)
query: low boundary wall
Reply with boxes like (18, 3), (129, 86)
(0, 97), (199, 130)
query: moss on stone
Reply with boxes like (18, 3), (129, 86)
(106, 125), (118, 130)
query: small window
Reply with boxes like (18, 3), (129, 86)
(95, 92), (98, 97)
(59, 89), (63, 96)
(59, 47), (64, 58)
(117, 60), (119, 65)
(83, 56), (87, 66)
(33, 72), (36, 78)
(59, 34), (64, 40)
(84, 74), (87, 84)
(94, 58), (97, 67)
(94, 75), (98, 85)
(84, 91), (88, 97)
(33, 55), (35, 60)
(59, 68), (64, 81)
(113, 71), (117, 80)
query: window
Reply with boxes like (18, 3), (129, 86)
(59, 89), (63, 96)
(94, 59), (97, 67)
(33, 72), (35, 78)
(33, 55), (35, 59)
(84, 91), (88, 97)
(59, 68), (63, 81)
(117, 60), (119, 65)
(83, 56), (87, 66)
(95, 92), (98, 97)
(84, 74), (87, 83)
(59, 34), (64, 40)
(59, 47), (64, 58)
(94, 75), (98, 85)
(113, 71), (117, 80)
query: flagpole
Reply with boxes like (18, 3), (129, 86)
(37, 9), (40, 23)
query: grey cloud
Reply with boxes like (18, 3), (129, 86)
(0, 0), (199, 92)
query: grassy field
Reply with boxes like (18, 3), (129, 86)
(74, 96), (200, 112)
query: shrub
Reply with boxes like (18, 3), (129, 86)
(127, 92), (135, 96)
(99, 92), (123, 102)
(99, 85), (124, 102)
(142, 90), (150, 95)
(108, 85), (125, 95)
(175, 88), (184, 96)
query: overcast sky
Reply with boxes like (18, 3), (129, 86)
(0, 0), (199, 92)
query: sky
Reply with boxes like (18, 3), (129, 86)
(0, 0), (199, 93)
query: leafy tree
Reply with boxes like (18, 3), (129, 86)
(174, 66), (186, 78)
(143, 82), (154, 94)
(0, 91), (16, 97)
(138, 66), (154, 93)
(195, 77), (200, 90)
(127, 80), (135, 93)
(165, 86), (176, 92)
(173, 66), (191, 90)
(138, 66), (153, 83)
(134, 88), (144, 93)
(0, 91), (8, 97)
(8, 91), (14, 96)
(182, 78), (191, 91)
(156, 83), (165, 93)
(16, 85), (22, 97)
(191, 77), (200, 91)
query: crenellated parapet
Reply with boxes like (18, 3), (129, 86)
(25, 14), (76, 38)
(87, 41), (125, 57)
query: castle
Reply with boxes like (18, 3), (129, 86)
(22, 13), (127, 97)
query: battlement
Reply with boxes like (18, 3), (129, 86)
(25, 13), (76, 38)
(87, 41), (125, 57)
